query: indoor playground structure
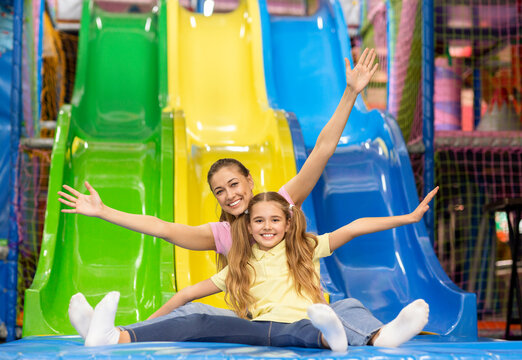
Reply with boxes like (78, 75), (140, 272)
(0, 0), (521, 358)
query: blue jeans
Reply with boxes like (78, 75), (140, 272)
(122, 299), (382, 346)
(124, 314), (323, 348)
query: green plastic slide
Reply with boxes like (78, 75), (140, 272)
(23, 0), (175, 336)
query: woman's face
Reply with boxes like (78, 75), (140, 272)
(209, 166), (255, 217)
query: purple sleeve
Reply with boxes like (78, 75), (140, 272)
(209, 221), (232, 255)
(278, 185), (295, 206)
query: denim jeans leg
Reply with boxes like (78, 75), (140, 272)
(267, 319), (323, 349)
(121, 302), (238, 331)
(330, 298), (383, 346)
(127, 314), (272, 345)
(125, 314), (323, 349)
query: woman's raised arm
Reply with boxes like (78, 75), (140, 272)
(284, 48), (378, 207)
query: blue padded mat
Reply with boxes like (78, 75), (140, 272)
(1, 336), (522, 359)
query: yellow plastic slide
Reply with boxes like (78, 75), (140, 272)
(167, 0), (297, 307)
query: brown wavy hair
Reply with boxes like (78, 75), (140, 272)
(227, 192), (324, 318)
(207, 158), (252, 270)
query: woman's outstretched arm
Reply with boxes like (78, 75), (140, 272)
(58, 181), (216, 251)
(284, 48), (379, 207)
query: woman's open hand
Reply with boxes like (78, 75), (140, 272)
(58, 181), (104, 217)
(345, 48), (379, 94)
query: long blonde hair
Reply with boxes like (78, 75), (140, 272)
(207, 158), (252, 270)
(227, 192), (324, 319)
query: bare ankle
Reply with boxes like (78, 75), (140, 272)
(118, 330), (130, 344)
(368, 328), (382, 346)
(320, 334), (329, 349)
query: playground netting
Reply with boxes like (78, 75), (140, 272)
(412, 134), (522, 338)
(16, 147), (51, 329)
(360, 0), (522, 338)
(15, 14), (77, 332)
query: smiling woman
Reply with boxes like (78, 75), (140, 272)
(59, 48), (379, 256)
(206, 158), (254, 219)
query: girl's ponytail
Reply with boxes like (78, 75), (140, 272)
(226, 213), (255, 318)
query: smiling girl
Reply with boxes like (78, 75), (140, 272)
(72, 188), (437, 350)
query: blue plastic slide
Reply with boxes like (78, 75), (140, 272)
(260, 0), (477, 337)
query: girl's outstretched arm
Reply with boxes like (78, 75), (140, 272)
(58, 181), (216, 251)
(147, 279), (222, 320)
(284, 48), (379, 207)
(329, 187), (439, 251)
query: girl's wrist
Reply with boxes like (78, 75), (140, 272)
(407, 213), (418, 224)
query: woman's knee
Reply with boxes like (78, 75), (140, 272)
(177, 302), (236, 317)
(331, 298), (365, 312)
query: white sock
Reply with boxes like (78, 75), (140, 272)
(68, 293), (94, 339)
(307, 303), (347, 353)
(373, 299), (429, 348)
(84, 291), (121, 347)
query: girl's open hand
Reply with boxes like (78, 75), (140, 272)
(58, 181), (104, 217)
(345, 48), (379, 94)
(410, 186), (439, 223)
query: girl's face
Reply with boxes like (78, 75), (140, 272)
(248, 201), (290, 251)
(209, 166), (255, 217)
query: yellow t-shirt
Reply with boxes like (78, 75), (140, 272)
(210, 233), (331, 323)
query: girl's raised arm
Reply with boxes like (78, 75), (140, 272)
(284, 48), (379, 207)
(147, 279), (222, 320)
(58, 181), (216, 251)
(329, 187), (439, 251)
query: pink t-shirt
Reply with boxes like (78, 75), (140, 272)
(210, 186), (295, 255)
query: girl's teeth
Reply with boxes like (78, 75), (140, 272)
(229, 200), (240, 206)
